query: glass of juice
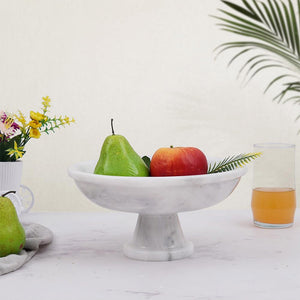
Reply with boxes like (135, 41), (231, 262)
(251, 143), (296, 228)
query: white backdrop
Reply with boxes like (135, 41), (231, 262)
(1, 0), (299, 211)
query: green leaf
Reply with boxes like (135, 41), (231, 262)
(244, 58), (279, 78)
(237, 54), (267, 78)
(218, 23), (283, 46)
(207, 153), (262, 174)
(283, 95), (300, 104)
(252, 0), (270, 28)
(222, 0), (261, 21)
(214, 0), (300, 129)
(289, 0), (300, 56)
(273, 0), (290, 47)
(0, 135), (22, 162)
(218, 41), (300, 68)
(264, 74), (292, 93)
(261, 1), (278, 34)
(227, 48), (253, 67)
(282, 0), (296, 53)
(242, 0), (258, 17)
(273, 81), (300, 103)
(214, 13), (270, 35)
(142, 156), (151, 169)
(217, 9), (268, 33)
(267, 0), (283, 39)
(245, 63), (284, 84)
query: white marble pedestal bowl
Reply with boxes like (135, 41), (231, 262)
(68, 161), (247, 261)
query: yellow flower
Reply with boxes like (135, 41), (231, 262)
(59, 116), (75, 125)
(15, 110), (27, 127)
(6, 141), (24, 160)
(42, 96), (51, 112)
(42, 96), (51, 105)
(67, 117), (75, 125)
(29, 120), (42, 129)
(30, 111), (45, 122)
(29, 128), (41, 139)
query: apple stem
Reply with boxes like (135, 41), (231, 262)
(111, 118), (115, 135)
(170, 145), (174, 148)
(1, 191), (16, 197)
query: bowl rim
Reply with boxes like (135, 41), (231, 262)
(68, 159), (248, 186)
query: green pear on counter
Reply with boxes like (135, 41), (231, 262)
(94, 119), (149, 177)
(0, 191), (26, 257)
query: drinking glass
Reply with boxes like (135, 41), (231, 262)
(251, 143), (296, 228)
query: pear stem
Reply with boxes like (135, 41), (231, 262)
(1, 191), (16, 197)
(111, 118), (115, 135)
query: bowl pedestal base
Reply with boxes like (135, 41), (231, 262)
(123, 214), (194, 261)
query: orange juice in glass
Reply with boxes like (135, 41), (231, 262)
(251, 143), (296, 228)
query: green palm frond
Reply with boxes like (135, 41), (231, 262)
(214, 0), (300, 118)
(207, 152), (262, 173)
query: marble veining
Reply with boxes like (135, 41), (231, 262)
(124, 214), (194, 261)
(69, 161), (246, 215)
(3, 211), (300, 300)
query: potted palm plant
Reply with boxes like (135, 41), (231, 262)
(214, 0), (300, 126)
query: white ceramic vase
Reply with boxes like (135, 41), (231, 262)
(0, 161), (34, 216)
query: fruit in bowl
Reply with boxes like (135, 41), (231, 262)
(150, 146), (208, 176)
(94, 119), (149, 177)
(93, 120), (261, 178)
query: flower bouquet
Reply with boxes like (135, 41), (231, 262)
(0, 96), (75, 162)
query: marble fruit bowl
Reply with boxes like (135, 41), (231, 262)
(68, 160), (247, 261)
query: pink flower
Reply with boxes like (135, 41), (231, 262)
(0, 111), (19, 138)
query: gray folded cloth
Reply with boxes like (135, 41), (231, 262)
(0, 223), (53, 276)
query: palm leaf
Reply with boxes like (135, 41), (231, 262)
(207, 152), (262, 174)
(214, 0), (300, 122)
(222, 0), (261, 21)
(273, 80), (300, 102)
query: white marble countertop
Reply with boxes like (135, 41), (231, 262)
(2, 209), (300, 300)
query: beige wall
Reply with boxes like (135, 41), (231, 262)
(1, 0), (299, 211)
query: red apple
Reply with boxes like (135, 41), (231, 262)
(150, 146), (208, 176)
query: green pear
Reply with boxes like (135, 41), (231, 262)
(0, 191), (26, 257)
(94, 119), (149, 176)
